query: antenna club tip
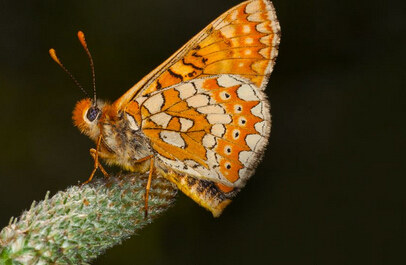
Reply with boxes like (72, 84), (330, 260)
(77, 31), (87, 48)
(49, 48), (62, 65)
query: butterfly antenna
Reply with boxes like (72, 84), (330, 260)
(77, 31), (97, 106)
(49, 48), (89, 97)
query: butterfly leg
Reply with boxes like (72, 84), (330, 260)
(89, 148), (109, 178)
(144, 156), (154, 218)
(132, 155), (155, 218)
(82, 135), (104, 185)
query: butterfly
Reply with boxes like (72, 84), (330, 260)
(50, 0), (280, 217)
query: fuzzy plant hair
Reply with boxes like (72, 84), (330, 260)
(0, 173), (177, 264)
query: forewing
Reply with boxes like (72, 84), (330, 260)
(116, 0), (280, 109)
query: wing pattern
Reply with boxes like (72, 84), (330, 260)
(139, 0), (280, 95)
(116, 0), (280, 108)
(118, 0), (280, 214)
(138, 75), (270, 188)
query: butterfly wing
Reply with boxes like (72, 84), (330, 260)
(117, 0), (280, 216)
(115, 0), (280, 109)
(139, 75), (270, 188)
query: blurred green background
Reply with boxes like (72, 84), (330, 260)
(0, 0), (404, 264)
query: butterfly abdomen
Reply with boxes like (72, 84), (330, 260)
(165, 172), (235, 217)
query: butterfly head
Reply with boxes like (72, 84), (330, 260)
(73, 98), (105, 140)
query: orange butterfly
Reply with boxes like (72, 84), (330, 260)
(50, 0), (280, 217)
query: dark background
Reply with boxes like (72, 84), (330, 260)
(0, 0), (404, 264)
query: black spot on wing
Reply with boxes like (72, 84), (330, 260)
(168, 68), (184, 81)
(156, 80), (162, 90)
(182, 58), (203, 70)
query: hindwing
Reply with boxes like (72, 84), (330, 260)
(138, 75), (270, 188)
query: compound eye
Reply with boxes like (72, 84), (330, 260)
(86, 106), (100, 122)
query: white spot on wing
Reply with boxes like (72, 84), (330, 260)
(206, 150), (219, 168)
(237, 84), (260, 101)
(160, 131), (186, 149)
(143, 93), (164, 114)
(256, 22), (272, 34)
(246, 134), (267, 152)
(135, 96), (148, 105)
(217, 75), (242, 87)
(247, 11), (271, 22)
(186, 94), (209, 108)
(254, 121), (268, 135)
(239, 151), (255, 167)
(229, 10), (239, 21)
(175, 83), (197, 99)
(259, 47), (270, 58)
(246, 134), (261, 150)
(245, 37), (254, 44)
(251, 102), (264, 118)
(207, 114), (232, 124)
(126, 113), (139, 131)
(179, 118), (193, 132)
(245, 1), (261, 13)
(149, 112), (172, 128)
(211, 124), (226, 137)
(220, 25), (236, 38)
(202, 134), (216, 148)
(243, 25), (251, 33)
(260, 35), (270, 46)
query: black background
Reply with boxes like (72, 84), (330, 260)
(0, 0), (404, 264)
